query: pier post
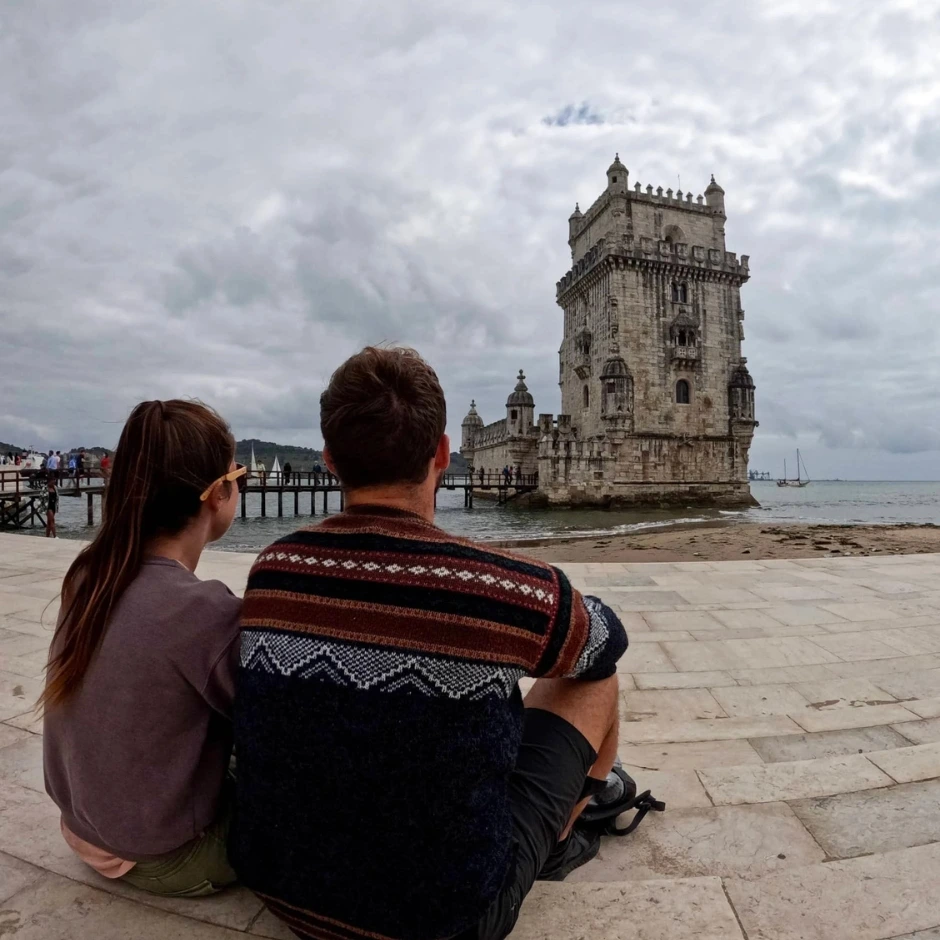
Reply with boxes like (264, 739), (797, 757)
(294, 490), (299, 515)
(311, 491), (316, 516)
(277, 491), (283, 518)
(340, 489), (345, 511)
(87, 492), (94, 525)
(323, 490), (327, 514)
(241, 491), (246, 519)
(261, 492), (266, 518)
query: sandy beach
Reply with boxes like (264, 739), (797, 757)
(502, 522), (940, 563)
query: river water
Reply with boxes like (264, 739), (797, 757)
(17, 480), (940, 553)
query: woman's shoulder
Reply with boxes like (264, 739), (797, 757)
(135, 560), (241, 627)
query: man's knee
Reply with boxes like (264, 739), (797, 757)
(523, 674), (619, 753)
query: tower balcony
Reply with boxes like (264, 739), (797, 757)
(671, 345), (700, 366)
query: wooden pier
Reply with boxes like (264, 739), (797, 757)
(0, 470), (538, 529)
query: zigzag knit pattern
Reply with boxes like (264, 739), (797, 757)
(231, 505), (628, 940)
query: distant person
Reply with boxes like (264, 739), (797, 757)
(258, 462), (267, 486)
(76, 449), (86, 485)
(313, 462), (322, 484)
(41, 451), (50, 472)
(515, 465), (522, 484)
(478, 465), (485, 485)
(231, 347), (630, 940)
(67, 453), (77, 484)
(45, 477), (58, 538)
(46, 450), (60, 483)
(283, 461), (292, 486)
(502, 464), (510, 485)
(99, 453), (111, 483)
(42, 399), (247, 899)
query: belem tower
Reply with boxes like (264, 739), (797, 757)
(460, 155), (758, 507)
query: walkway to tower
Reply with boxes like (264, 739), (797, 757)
(1, 533), (939, 938)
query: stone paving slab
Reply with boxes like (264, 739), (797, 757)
(620, 714), (804, 746)
(633, 669), (737, 690)
(894, 717), (940, 744)
(710, 684), (812, 718)
(510, 877), (744, 940)
(749, 726), (913, 763)
(0, 869), (252, 939)
(725, 842), (940, 940)
(698, 754), (894, 805)
(568, 803), (825, 883)
(619, 767), (712, 809)
(618, 739), (764, 771)
(790, 779), (940, 858)
(621, 689), (727, 721)
(791, 701), (922, 733)
(867, 742), (940, 784)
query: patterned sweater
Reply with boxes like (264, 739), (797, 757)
(231, 505), (628, 940)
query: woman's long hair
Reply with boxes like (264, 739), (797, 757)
(40, 400), (235, 711)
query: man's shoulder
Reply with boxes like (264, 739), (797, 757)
(247, 519), (561, 584)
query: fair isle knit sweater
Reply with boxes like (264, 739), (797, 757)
(231, 505), (628, 940)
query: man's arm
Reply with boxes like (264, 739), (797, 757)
(531, 568), (628, 681)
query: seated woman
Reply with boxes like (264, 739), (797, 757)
(42, 399), (247, 898)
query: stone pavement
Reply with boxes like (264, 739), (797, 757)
(1, 533), (940, 938)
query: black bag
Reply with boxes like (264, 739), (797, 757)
(578, 766), (665, 837)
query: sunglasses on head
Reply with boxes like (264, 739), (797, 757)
(199, 463), (248, 502)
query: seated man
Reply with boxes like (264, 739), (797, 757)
(231, 347), (629, 940)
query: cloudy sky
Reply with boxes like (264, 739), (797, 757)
(3, 0), (940, 479)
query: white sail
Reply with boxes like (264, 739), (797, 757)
(250, 444), (259, 474)
(271, 456), (281, 481)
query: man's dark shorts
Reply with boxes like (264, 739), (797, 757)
(457, 707), (598, 940)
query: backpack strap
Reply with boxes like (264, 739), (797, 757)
(578, 767), (666, 837)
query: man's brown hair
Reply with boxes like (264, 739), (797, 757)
(320, 346), (447, 489)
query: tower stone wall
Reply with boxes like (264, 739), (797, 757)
(462, 156), (758, 507)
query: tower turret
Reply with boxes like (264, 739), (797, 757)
(705, 174), (725, 214)
(728, 360), (756, 425)
(606, 153), (628, 195)
(461, 400), (484, 451)
(506, 370), (535, 437)
(568, 203), (583, 242)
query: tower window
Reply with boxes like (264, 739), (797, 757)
(612, 176), (617, 182)
(676, 380), (691, 405)
(672, 282), (689, 303)
(607, 382), (616, 393)
(583, 385), (590, 408)
(510, 409), (518, 420)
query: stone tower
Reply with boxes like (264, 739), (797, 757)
(541, 156), (758, 506)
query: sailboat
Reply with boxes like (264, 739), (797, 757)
(271, 455), (281, 485)
(777, 450), (810, 488)
(249, 444), (260, 483)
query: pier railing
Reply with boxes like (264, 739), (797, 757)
(1, 468), (540, 529)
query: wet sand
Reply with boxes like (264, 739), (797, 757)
(500, 523), (940, 563)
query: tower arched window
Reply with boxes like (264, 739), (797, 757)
(583, 385), (590, 408)
(676, 380), (690, 405)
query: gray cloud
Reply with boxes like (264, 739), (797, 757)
(542, 103), (605, 127)
(3, 0), (940, 480)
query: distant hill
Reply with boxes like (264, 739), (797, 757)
(235, 439), (324, 471)
(448, 451), (469, 474)
(0, 441), (23, 456)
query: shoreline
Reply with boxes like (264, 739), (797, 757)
(495, 522), (940, 563)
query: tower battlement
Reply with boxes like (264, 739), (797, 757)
(556, 238), (750, 299)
